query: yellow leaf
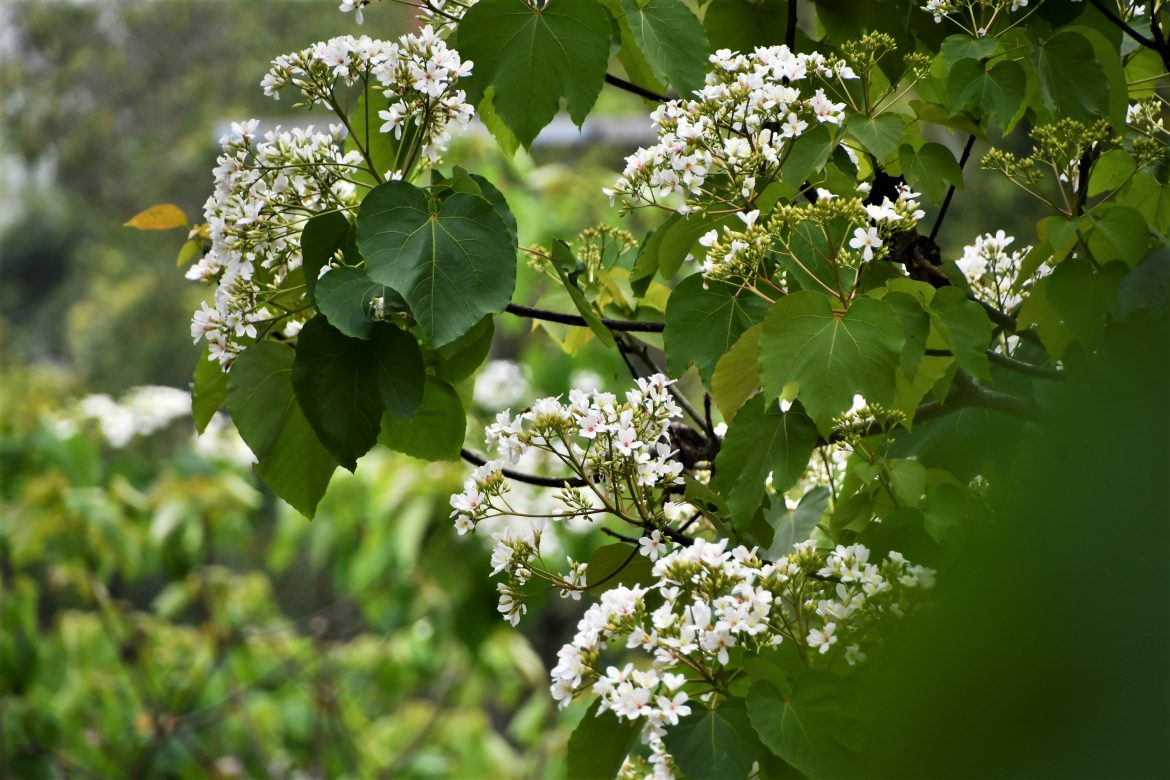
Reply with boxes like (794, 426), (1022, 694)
(124, 203), (188, 230)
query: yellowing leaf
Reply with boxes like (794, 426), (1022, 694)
(124, 203), (188, 230)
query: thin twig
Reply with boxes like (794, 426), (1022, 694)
(505, 302), (665, 333)
(929, 134), (978, 243)
(605, 73), (668, 103)
(460, 448), (587, 488)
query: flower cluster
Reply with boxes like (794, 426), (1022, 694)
(550, 538), (934, 778)
(697, 182), (926, 283)
(261, 28), (474, 170)
(921, 0), (1033, 33)
(451, 375), (685, 529)
(187, 121), (361, 367)
(604, 46), (856, 214)
(450, 374), (692, 620)
(954, 229), (1049, 312)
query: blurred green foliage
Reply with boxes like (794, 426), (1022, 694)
(0, 360), (596, 777)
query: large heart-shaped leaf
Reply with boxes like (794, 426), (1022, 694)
(226, 342), (336, 517)
(457, 0), (612, 148)
(356, 180), (516, 347)
(713, 394), (818, 529)
(566, 699), (643, 780)
(379, 376), (465, 462)
(291, 316), (425, 471)
(663, 700), (762, 780)
(760, 292), (904, 435)
(621, 0), (708, 97)
(664, 274), (770, 384)
(747, 674), (859, 779)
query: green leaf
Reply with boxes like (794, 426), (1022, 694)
(765, 487), (829, 559)
(929, 287), (993, 379)
(191, 347), (228, 435)
(1064, 26), (1130, 131)
(899, 142), (964, 204)
(379, 376), (464, 462)
(477, 86), (521, 158)
(1087, 148), (1137, 197)
(566, 699), (643, 780)
(668, 701), (762, 780)
(633, 212), (733, 293)
(713, 395), (818, 530)
(291, 316), (425, 471)
(883, 287), (932, 378)
(664, 275), (770, 384)
(939, 33), (1000, 67)
(176, 238), (202, 269)
(1086, 205), (1150, 267)
(1117, 250), (1170, 319)
(711, 322), (763, 422)
(314, 266), (400, 340)
(781, 124), (834, 189)
(759, 292), (904, 435)
(432, 316), (495, 383)
(845, 113), (905, 162)
(553, 240), (616, 348)
(621, 0), (707, 96)
(356, 180), (516, 347)
(746, 674), (858, 779)
(703, 0), (787, 52)
(458, 0), (612, 148)
(1033, 30), (1111, 124)
(945, 58), (1026, 132)
(586, 543), (655, 589)
(301, 211), (351, 301)
(227, 342), (336, 517)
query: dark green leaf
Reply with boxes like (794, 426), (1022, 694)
(759, 292), (905, 435)
(746, 674), (859, 779)
(1117, 250), (1170, 319)
(432, 316), (495, 383)
(929, 287), (993, 379)
(664, 274), (771, 384)
(291, 316), (424, 471)
(781, 124), (834, 189)
(1086, 205), (1150, 267)
(314, 266), (399, 340)
(1033, 30), (1110, 124)
(621, 0), (708, 97)
(664, 700), (761, 780)
(379, 376), (464, 462)
(301, 211), (351, 300)
(226, 342), (336, 517)
(458, 0), (612, 148)
(566, 699), (643, 780)
(713, 395), (818, 530)
(939, 33), (1000, 66)
(703, 0), (787, 51)
(945, 58), (1025, 132)
(899, 142), (964, 204)
(356, 180), (516, 347)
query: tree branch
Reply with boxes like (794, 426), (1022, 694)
(605, 73), (669, 103)
(460, 448), (587, 488)
(1090, 0), (1158, 48)
(505, 302), (665, 333)
(786, 0), (799, 51)
(929, 134), (977, 243)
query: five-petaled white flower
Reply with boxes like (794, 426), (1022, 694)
(849, 226), (883, 261)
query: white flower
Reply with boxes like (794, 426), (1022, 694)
(639, 531), (667, 561)
(807, 623), (838, 654)
(848, 226), (883, 261)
